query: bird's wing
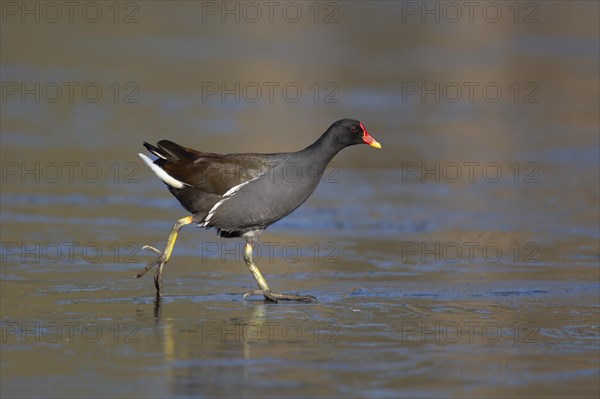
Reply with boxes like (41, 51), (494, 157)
(143, 140), (270, 196)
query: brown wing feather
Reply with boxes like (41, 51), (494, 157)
(150, 140), (270, 196)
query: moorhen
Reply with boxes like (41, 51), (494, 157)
(136, 118), (381, 302)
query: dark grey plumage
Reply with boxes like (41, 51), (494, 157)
(140, 118), (380, 238)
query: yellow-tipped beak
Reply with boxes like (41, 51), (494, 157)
(368, 140), (382, 149)
(360, 121), (382, 149)
(363, 131), (382, 149)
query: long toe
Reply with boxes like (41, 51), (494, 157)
(263, 291), (317, 303)
(242, 290), (316, 303)
(136, 246), (166, 278)
(243, 289), (267, 299)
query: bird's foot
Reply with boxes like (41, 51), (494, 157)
(135, 245), (168, 297)
(243, 289), (317, 303)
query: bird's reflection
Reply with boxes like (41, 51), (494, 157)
(136, 292), (293, 396)
(153, 295), (162, 320)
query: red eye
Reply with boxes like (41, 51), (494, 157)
(351, 126), (357, 132)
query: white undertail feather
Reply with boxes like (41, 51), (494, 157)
(201, 174), (264, 227)
(151, 151), (166, 159)
(138, 153), (186, 189)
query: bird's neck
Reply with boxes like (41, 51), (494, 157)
(299, 131), (344, 166)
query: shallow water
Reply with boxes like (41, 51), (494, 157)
(1, 1), (599, 398)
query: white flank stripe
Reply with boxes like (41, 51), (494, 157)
(201, 197), (230, 227)
(201, 173), (264, 227)
(138, 153), (186, 189)
(221, 175), (260, 197)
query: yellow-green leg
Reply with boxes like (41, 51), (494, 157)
(242, 242), (316, 303)
(136, 216), (194, 297)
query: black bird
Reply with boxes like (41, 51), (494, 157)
(137, 118), (381, 302)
